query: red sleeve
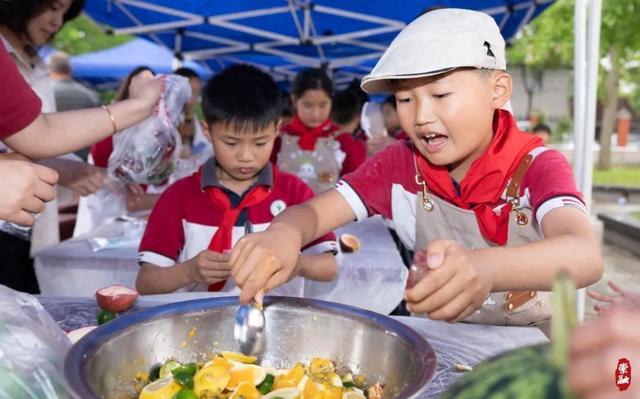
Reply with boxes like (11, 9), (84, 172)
(335, 132), (367, 175)
(340, 142), (412, 220)
(138, 180), (187, 264)
(90, 136), (113, 168)
(522, 149), (584, 217)
(0, 41), (42, 139)
(284, 173), (337, 252)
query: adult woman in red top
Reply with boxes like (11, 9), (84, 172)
(272, 68), (366, 193)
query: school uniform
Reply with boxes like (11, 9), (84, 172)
(335, 110), (586, 325)
(272, 116), (366, 193)
(139, 157), (338, 295)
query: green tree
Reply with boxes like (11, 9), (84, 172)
(52, 15), (132, 55)
(508, 0), (640, 169)
(507, 1), (573, 119)
(597, 0), (640, 169)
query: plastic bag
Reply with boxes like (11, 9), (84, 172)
(108, 74), (191, 185)
(0, 285), (72, 398)
(360, 101), (388, 139)
(88, 219), (146, 252)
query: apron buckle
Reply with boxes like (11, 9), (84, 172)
(415, 174), (435, 212)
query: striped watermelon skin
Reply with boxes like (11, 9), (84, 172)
(439, 344), (575, 399)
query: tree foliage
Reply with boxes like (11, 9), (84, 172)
(52, 15), (132, 55)
(507, 0), (574, 69)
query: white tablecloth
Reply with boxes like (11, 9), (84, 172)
(34, 216), (408, 314)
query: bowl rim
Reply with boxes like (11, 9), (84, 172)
(64, 296), (437, 398)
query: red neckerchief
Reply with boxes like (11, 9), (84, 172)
(416, 110), (542, 245)
(196, 168), (272, 291)
(282, 115), (340, 150)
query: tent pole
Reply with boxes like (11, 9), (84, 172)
(573, 0), (587, 192)
(584, 0), (602, 211)
(573, 0), (588, 323)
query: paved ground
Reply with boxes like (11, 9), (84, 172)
(584, 199), (640, 318)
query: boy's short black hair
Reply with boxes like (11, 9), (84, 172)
(173, 67), (200, 80)
(331, 89), (362, 125)
(532, 123), (551, 134)
(202, 64), (282, 133)
(0, 0), (84, 37)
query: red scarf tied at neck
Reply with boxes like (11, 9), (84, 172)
(282, 115), (340, 150)
(196, 169), (271, 291)
(416, 110), (543, 245)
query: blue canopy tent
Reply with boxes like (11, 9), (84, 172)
(68, 37), (211, 88)
(83, 0), (554, 86)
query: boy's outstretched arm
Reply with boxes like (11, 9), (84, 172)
(296, 253), (338, 282)
(406, 207), (603, 321)
(489, 206), (603, 290)
(230, 189), (355, 303)
(4, 72), (162, 159)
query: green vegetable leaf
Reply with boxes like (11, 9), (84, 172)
(173, 372), (194, 390)
(257, 374), (275, 394)
(171, 363), (197, 377)
(97, 309), (116, 325)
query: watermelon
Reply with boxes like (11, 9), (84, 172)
(440, 271), (577, 399)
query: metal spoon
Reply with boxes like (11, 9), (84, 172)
(234, 221), (266, 355)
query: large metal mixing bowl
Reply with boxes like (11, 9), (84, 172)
(65, 297), (436, 398)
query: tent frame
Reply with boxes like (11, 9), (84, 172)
(98, 0), (553, 81)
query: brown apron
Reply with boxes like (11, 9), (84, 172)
(414, 152), (551, 326)
(278, 134), (343, 193)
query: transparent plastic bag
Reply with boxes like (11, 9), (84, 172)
(0, 285), (72, 398)
(360, 101), (388, 139)
(108, 74), (191, 185)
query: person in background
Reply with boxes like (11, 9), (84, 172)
(330, 89), (363, 135)
(136, 64), (338, 295)
(531, 123), (552, 144)
(173, 67), (212, 161)
(49, 51), (100, 160)
(272, 68), (366, 193)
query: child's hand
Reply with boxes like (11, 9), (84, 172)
(567, 307), (640, 397)
(230, 227), (302, 304)
(185, 250), (231, 285)
(588, 280), (640, 315)
(404, 239), (494, 322)
(127, 71), (162, 114)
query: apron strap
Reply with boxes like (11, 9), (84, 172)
(504, 153), (536, 311)
(505, 154), (533, 199)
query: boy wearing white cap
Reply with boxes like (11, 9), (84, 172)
(230, 9), (602, 325)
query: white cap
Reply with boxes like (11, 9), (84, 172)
(361, 8), (506, 93)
